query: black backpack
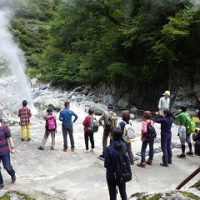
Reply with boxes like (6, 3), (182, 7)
(113, 144), (132, 183)
(146, 121), (157, 140)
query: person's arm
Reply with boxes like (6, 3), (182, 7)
(83, 116), (90, 127)
(113, 113), (118, 128)
(54, 115), (57, 130)
(7, 137), (15, 154)
(72, 112), (78, 123)
(99, 112), (105, 125)
(155, 115), (164, 124)
(118, 121), (125, 132)
(158, 98), (162, 110)
(175, 113), (181, 120)
(59, 111), (63, 121)
(29, 109), (32, 118)
(4, 125), (15, 154)
(18, 109), (21, 117)
(141, 121), (147, 134)
(104, 148), (111, 169)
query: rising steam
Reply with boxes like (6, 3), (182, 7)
(0, 1), (33, 113)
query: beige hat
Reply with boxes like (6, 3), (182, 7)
(163, 90), (170, 96)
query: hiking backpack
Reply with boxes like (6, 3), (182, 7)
(89, 117), (99, 132)
(105, 111), (117, 132)
(123, 123), (135, 141)
(114, 145), (132, 183)
(183, 113), (196, 134)
(46, 115), (56, 130)
(146, 121), (157, 140)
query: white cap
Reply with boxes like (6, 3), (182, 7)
(162, 90), (170, 96)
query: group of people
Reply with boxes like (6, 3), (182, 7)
(0, 90), (199, 200)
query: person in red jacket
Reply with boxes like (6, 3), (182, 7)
(83, 108), (95, 151)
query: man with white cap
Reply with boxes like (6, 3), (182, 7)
(158, 91), (170, 115)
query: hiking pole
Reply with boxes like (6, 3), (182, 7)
(176, 166), (200, 190)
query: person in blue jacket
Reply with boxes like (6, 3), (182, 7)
(59, 102), (78, 152)
(104, 128), (128, 200)
(155, 109), (173, 167)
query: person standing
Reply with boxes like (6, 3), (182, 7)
(195, 96), (200, 119)
(118, 110), (134, 165)
(83, 108), (95, 151)
(158, 91), (170, 115)
(193, 128), (200, 156)
(175, 106), (194, 158)
(0, 120), (16, 189)
(99, 103), (118, 159)
(155, 109), (173, 167)
(38, 107), (57, 150)
(18, 100), (32, 141)
(137, 111), (155, 168)
(59, 102), (78, 152)
(104, 128), (128, 200)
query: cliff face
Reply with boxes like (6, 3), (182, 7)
(92, 75), (200, 112)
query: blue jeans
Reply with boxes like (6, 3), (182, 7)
(141, 140), (154, 163)
(0, 152), (15, 185)
(161, 134), (172, 164)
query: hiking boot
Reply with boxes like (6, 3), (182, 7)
(146, 160), (152, 165)
(71, 148), (75, 152)
(38, 146), (44, 150)
(0, 184), (4, 190)
(21, 138), (25, 141)
(137, 163), (145, 168)
(27, 138), (31, 141)
(11, 174), (16, 183)
(186, 151), (194, 156)
(99, 154), (105, 159)
(63, 148), (68, 152)
(99, 155), (105, 161)
(177, 154), (186, 158)
(160, 163), (169, 167)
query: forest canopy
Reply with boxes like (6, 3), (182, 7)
(11, 0), (200, 87)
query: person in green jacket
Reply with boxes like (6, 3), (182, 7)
(175, 106), (193, 158)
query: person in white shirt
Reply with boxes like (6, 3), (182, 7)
(158, 91), (170, 115)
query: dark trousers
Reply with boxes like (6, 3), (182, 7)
(107, 180), (127, 200)
(194, 141), (200, 155)
(102, 127), (111, 155)
(161, 135), (172, 164)
(126, 143), (134, 165)
(62, 125), (74, 149)
(141, 140), (154, 163)
(0, 152), (15, 185)
(84, 131), (94, 150)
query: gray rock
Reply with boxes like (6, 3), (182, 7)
(117, 98), (129, 109)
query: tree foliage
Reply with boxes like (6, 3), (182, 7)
(12, 0), (200, 86)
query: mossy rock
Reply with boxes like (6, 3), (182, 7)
(191, 180), (200, 191)
(0, 191), (35, 200)
(130, 192), (162, 200)
(179, 191), (200, 200)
